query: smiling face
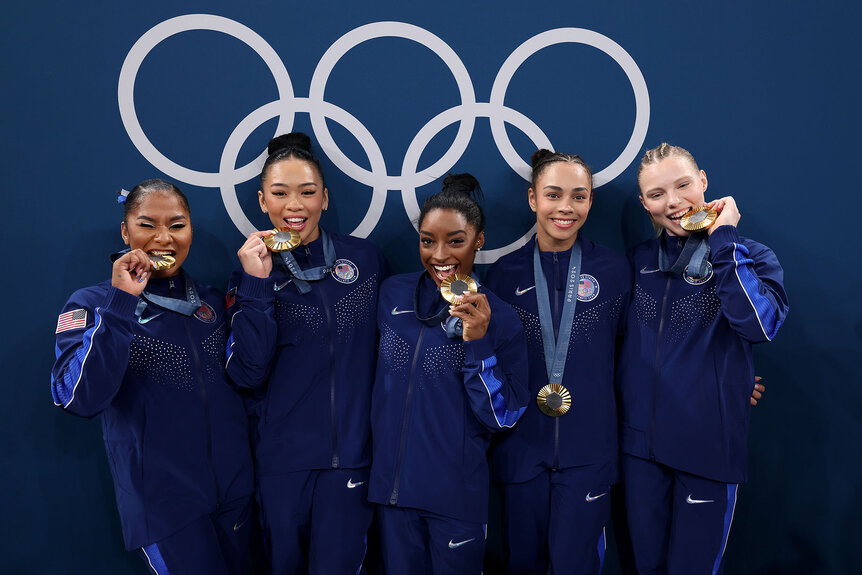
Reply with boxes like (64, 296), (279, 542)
(121, 190), (192, 278)
(528, 161), (593, 251)
(639, 155), (708, 237)
(259, 157), (328, 244)
(419, 208), (485, 286)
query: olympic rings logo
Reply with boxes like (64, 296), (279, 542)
(119, 14), (649, 263)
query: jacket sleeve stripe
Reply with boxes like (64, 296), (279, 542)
(732, 243), (781, 341)
(141, 542), (170, 574)
(478, 355), (526, 429)
(51, 307), (105, 408)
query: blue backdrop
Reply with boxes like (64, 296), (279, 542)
(2, 1), (860, 573)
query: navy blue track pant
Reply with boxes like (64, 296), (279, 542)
(377, 505), (486, 575)
(498, 462), (611, 574)
(258, 467), (374, 574)
(138, 495), (253, 575)
(621, 454), (738, 575)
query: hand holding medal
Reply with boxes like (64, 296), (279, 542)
(704, 196), (740, 233)
(238, 230), (281, 279)
(447, 289), (490, 342)
(112, 248), (151, 296)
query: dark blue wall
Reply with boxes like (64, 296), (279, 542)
(2, 1), (860, 573)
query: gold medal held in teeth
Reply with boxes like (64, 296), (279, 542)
(537, 384), (571, 417)
(148, 252), (176, 271)
(440, 274), (478, 304)
(263, 228), (301, 252)
(680, 207), (718, 232)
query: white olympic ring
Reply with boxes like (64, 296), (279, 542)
(118, 14), (650, 260)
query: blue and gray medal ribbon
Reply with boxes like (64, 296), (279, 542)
(135, 272), (201, 318)
(413, 272), (482, 339)
(533, 240), (580, 416)
(277, 229), (336, 294)
(658, 232), (710, 278)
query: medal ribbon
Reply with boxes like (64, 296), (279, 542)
(658, 232), (710, 278)
(533, 239), (581, 387)
(277, 229), (336, 294)
(413, 272), (482, 338)
(136, 272), (201, 318)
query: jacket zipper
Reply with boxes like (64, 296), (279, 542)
(389, 326), (426, 504)
(650, 276), (672, 460)
(318, 281), (339, 468)
(185, 316), (221, 505)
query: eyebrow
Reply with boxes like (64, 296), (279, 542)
(419, 229), (467, 236)
(137, 215), (187, 222)
(269, 182), (318, 188)
(543, 185), (589, 193)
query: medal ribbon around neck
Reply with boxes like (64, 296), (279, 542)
(135, 272), (201, 318)
(658, 231), (711, 278)
(277, 228), (336, 294)
(533, 239), (581, 388)
(413, 271), (482, 338)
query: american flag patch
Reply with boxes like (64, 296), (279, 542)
(56, 309), (87, 333)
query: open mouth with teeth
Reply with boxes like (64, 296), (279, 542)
(432, 264), (458, 281)
(283, 217), (307, 231)
(666, 209), (693, 225)
(551, 218), (576, 229)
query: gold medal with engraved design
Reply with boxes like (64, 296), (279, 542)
(148, 251), (176, 271)
(263, 228), (301, 252)
(440, 274), (478, 304)
(680, 206), (718, 232)
(537, 384), (571, 417)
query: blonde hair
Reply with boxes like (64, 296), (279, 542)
(637, 143), (699, 195)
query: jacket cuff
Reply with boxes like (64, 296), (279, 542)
(464, 336), (495, 364)
(104, 286), (141, 317)
(238, 272), (275, 300)
(708, 225), (740, 250)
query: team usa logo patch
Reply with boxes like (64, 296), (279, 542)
(577, 274), (600, 302)
(684, 262), (714, 285)
(331, 259), (359, 284)
(194, 302), (217, 323)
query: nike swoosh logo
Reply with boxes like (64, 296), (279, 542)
(686, 494), (715, 504)
(448, 538), (475, 549)
(585, 492), (608, 502)
(347, 479), (366, 489)
(640, 267), (661, 274)
(137, 312), (163, 324)
(515, 285), (536, 296)
(391, 307), (413, 315)
(233, 519), (247, 532)
(274, 280), (292, 291)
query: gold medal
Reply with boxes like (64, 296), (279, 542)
(440, 274), (478, 304)
(148, 251), (176, 271)
(680, 207), (718, 232)
(263, 228), (301, 252)
(536, 384), (571, 417)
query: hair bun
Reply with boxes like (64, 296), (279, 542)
(441, 172), (481, 197)
(268, 132), (312, 155)
(531, 149), (556, 169)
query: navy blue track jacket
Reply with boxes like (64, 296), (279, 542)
(225, 231), (386, 476)
(51, 273), (254, 550)
(617, 226), (788, 483)
(369, 272), (530, 523)
(485, 236), (632, 483)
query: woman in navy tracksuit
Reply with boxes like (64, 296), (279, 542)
(485, 150), (631, 575)
(50, 179), (254, 574)
(226, 132), (385, 574)
(369, 173), (530, 575)
(618, 143), (789, 574)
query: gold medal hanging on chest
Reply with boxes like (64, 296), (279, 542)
(536, 384), (572, 417)
(680, 207), (718, 232)
(440, 274), (478, 304)
(263, 228), (301, 252)
(148, 251), (176, 271)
